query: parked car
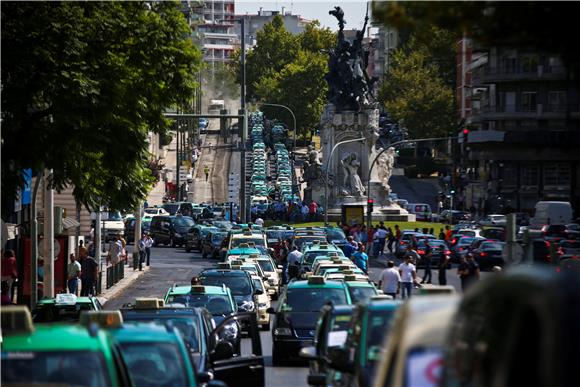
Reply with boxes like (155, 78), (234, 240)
(440, 210), (471, 224)
(149, 215), (195, 247)
(405, 203), (433, 221)
(531, 200), (573, 225)
(101, 210), (125, 241)
(124, 217), (151, 244)
(201, 231), (228, 259)
(452, 236), (477, 262)
(416, 239), (451, 267)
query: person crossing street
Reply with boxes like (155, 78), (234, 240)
(144, 232), (153, 267)
(204, 165), (210, 181)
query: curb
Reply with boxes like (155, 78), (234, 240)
(97, 265), (150, 306)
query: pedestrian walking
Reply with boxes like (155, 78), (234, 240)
(367, 226), (376, 256)
(145, 232), (153, 266)
(457, 253), (480, 292)
(358, 225), (368, 249)
(374, 227), (388, 256)
(386, 227), (396, 253)
(438, 228), (446, 241)
(438, 255), (450, 285)
(80, 249), (98, 296)
(1, 281), (12, 305)
(138, 234), (147, 271)
(398, 254), (417, 299)
(279, 239), (290, 284)
(343, 236), (356, 258)
(420, 240), (432, 284)
(308, 201), (318, 222)
(378, 261), (401, 298)
(107, 234), (123, 266)
(204, 165), (210, 181)
(394, 224), (402, 253)
(301, 203), (309, 222)
(352, 243), (369, 274)
(67, 253), (81, 295)
(286, 244), (302, 281)
(445, 225), (452, 242)
(1, 250), (17, 302)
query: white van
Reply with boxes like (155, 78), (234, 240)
(405, 203), (433, 221)
(531, 201), (572, 225)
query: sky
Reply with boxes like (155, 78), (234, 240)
(234, 0), (371, 31)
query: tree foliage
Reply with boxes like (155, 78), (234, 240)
(379, 31), (456, 139)
(229, 16), (335, 140)
(1, 1), (201, 213)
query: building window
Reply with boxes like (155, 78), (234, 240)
(521, 56), (538, 73)
(544, 163), (571, 186)
(501, 164), (517, 186)
(520, 120), (538, 129)
(501, 57), (517, 73)
(522, 92), (537, 112)
(521, 165), (539, 186)
(547, 91), (567, 112)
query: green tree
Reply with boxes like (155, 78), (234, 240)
(379, 42), (456, 139)
(1, 1), (201, 213)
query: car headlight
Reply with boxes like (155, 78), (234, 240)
(258, 302), (268, 309)
(274, 327), (292, 336)
(174, 233), (182, 238)
(239, 301), (255, 312)
(220, 321), (239, 340)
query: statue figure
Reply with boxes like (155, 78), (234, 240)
(377, 147), (397, 192)
(326, 5), (378, 112)
(302, 145), (323, 186)
(340, 153), (366, 197)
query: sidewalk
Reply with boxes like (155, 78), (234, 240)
(97, 262), (150, 306)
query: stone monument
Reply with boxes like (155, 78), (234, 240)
(303, 6), (413, 221)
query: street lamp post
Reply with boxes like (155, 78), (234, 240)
(257, 102), (297, 151)
(366, 136), (457, 228)
(324, 137), (367, 225)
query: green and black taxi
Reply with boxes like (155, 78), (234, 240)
(79, 310), (204, 387)
(32, 293), (102, 323)
(269, 276), (352, 365)
(299, 303), (355, 386)
(300, 242), (346, 273)
(1, 306), (131, 386)
(120, 298), (265, 387)
(342, 275), (380, 303)
(322, 297), (404, 387)
(199, 267), (259, 315)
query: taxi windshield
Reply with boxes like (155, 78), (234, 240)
(173, 217), (194, 227)
(257, 260), (274, 272)
(211, 233), (227, 243)
(2, 350), (111, 387)
(166, 293), (234, 316)
(366, 309), (397, 363)
(326, 229), (346, 240)
(204, 276), (252, 297)
(348, 286), (377, 303)
(120, 342), (188, 387)
(294, 236), (327, 250)
(303, 251), (339, 264)
(252, 279), (264, 292)
(33, 303), (95, 323)
(231, 237), (265, 248)
(286, 288), (347, 312)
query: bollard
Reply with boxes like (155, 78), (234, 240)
(133, 251), (139, 271)
(119, 261), (125, 280)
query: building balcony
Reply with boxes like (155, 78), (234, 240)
(470, 104), (580, 122)
(466, 129), (580, 148)
(479, 65), (567, 82)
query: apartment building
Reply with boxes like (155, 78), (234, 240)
(458, 41), (580, 214)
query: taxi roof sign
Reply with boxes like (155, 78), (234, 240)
(249, 254), (259, 258)
(239, 243), (250, 248)
(308, 275), (325, 285)
(319, 243), (329, 248)
(191, 285), (206, 293)
(231, 265), (242, 270)
(371, 294), (394, 300)
(339, 265), (353, 270)
(1, 305), (34, 335)
(344, 274), (358, 281)
(79, 310), (123, 329)
(55, 293), (77, 305)
(217, 262), (231, 269)
(328, 252), (340, 257)
(342, 269), (355, 275)
(134, 298), (163, 309)
(231, 259), (244, 266)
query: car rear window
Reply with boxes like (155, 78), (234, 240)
(480, 242), (502, 250)
(559, 240), (580, 248)
(286, 288), (348, 311)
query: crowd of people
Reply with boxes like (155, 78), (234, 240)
(251, 200), (323, 223)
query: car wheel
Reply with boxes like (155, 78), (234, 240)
(170, 238), (175, 248)
(185, 245), (191, 253)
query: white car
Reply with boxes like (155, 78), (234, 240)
(250, 275), (271, 331)
(144, 207), (169, 216)
(479, 214), (507, 226)
(253, 257), (282, 300)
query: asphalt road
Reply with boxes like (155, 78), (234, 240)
(105, 244), (488, 387)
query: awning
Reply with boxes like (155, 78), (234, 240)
(62, 217), (80, 230)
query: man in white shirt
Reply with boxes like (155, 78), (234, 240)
(398, 253), (417, 299)
(374, 227), (388, 256)
(286, 245), (303, 280)
(108, 234), (123, 265)
(378, 261), (401, 298)
(254, 217), (264, 227)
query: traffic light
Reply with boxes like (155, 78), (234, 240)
(367, 199), (374, 213)
(462, 128), (469, 135)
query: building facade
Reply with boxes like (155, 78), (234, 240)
(234, 8), (309, 48)
(458, 42), (580, 214)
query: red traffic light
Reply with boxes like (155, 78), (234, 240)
(462, 128), (469, 135)
(367, 199), (374, 204)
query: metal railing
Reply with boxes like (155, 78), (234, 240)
(105, 260), (126, 290)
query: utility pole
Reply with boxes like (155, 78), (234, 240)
(43, 169), (55, 298)
(95, 208), (102, 271)
(30, 171), (44, 308)
(239, 19), (247, 222)
(176, 116), (180, 202)
(133, 204), (142, 270)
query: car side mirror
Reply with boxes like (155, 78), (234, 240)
(266, 307), (276, 314)
(277, 265), (283, 270)
(326, 346), (354, 373)
(299, 346), (319, 360)
(268, 248), (275, 255)
(276, 269), (283, 274)
(255, 289), (264, 295)
(210, 340), (234, 361)
(198, 371), (213, 384)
